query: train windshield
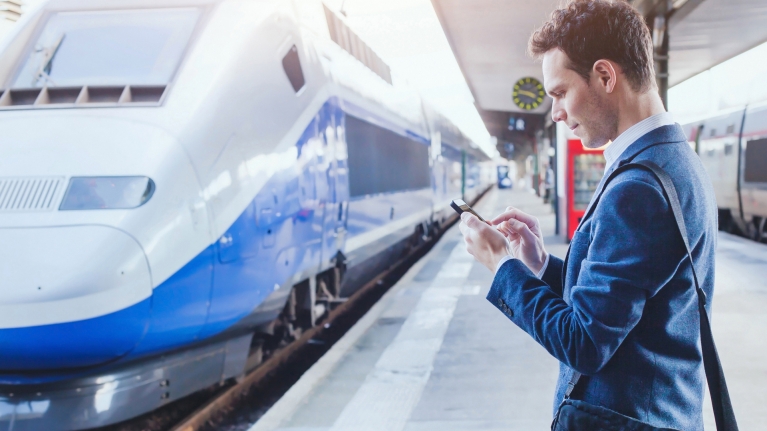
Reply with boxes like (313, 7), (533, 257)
(11, 8), (200, 89)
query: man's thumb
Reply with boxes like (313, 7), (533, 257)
(461, 212), (479, 228)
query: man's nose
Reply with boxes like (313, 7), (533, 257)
(551, 101), (566, 123)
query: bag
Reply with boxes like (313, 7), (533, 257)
(551, 160), (739, 431)
(553, 399), (677, 431)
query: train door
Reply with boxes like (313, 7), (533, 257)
(313, 121), (331, 263)
(297, 119), (325, 271)
(434, 157), (447, 209)
(741, 108), (767, 240)
(442, 144), (463, 199)
(430, 132), (446, 211)
(320, 106), (348, 269)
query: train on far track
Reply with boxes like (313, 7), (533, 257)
(682, 102), (767, 242)
(0, 0), (493, 429)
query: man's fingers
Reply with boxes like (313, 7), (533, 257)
(505, 218), (538, 244)
(458, 220), (474, 240)
(492, 208), (539, 231)
(458, 216), (479, 241)
(492, 207), (537, 225)
(459, 216), (480, 257)
(496, 221), (518, 237)
(467, 214), (500, 238)
(458, 221), (467, 235)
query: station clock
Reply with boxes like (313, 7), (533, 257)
(512, 77), (545, 111)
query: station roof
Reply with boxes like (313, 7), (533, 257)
(666, 0), (767, 86)
(430, 0), (556, 116)
(432, 0), (767, 111)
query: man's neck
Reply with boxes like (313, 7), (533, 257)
(614, 90), (667, 139)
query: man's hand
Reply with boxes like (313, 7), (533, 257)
(491, 206), (548, 274)
(459, 212), (511, 272)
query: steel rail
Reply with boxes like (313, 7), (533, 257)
(168, 215), (459, 431)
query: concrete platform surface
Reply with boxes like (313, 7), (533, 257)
(248, 187), (767, 431)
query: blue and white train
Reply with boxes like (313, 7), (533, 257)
(0, 0), (492, 428)
(682, 102), (767, 242)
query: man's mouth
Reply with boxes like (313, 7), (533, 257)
(570, 124), (579, 131)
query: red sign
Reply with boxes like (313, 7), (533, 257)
(566, 139), (606, 240)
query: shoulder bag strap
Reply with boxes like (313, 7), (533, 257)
(564, 159), (739, 431)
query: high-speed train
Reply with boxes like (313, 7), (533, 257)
(0, 0), (492, 428)
(682, 102), (767, 242)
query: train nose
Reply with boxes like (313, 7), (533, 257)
(0, 225), (152, 371)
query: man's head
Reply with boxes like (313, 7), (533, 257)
(529, 0), (657, 148)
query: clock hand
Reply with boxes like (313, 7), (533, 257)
(517, 89), (539, 99)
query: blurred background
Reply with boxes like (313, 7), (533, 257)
(4, 0), (767, 193)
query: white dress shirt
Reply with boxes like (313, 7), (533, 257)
(602, 111), (675, 173)
(495, 112), (676, 277)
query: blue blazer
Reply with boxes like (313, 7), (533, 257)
(488, 124), (718, 430)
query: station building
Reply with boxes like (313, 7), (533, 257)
(433, 0), (767, 241)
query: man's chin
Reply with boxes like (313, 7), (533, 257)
(581, 136), (609, 150)
(572, 127), (607, 148)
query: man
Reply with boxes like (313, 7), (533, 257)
(459, 1), (718, 429)
(543, 162), (554, 204)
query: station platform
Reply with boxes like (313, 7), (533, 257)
(249, 187), (767, 431)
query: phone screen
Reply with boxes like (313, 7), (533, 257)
(450, 199), (486, 222)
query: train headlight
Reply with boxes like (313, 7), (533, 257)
(59, 177), (155, 210)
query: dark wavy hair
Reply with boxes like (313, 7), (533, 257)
(529, 0), (655, 93)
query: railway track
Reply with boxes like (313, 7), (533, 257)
(95, 212), (460, 431)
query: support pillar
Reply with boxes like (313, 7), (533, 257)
(652, 14), (670, 109)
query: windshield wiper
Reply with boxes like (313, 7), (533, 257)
(33, 33), (65, 86)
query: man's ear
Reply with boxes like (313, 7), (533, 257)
(592, 59), (617, 94)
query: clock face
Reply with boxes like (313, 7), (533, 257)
(512, 77), (546, 111)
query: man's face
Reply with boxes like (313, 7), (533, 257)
(542, 49), (617, 148)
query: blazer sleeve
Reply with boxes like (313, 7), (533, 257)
(541, 255), (564, 297)
(486, 176), (685, 375)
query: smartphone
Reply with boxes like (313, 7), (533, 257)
(450, 198), (486, 223)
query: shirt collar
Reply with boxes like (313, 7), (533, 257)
(603, 112), (676, 172)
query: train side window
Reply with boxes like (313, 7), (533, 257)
(744, 138), (767, 183)
(726, 124), (735, 134)
(282, 45), (305, 93)
(345, 115), (430, 197)
(724, 142), (734, 156)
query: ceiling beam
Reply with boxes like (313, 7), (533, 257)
(668, 0), (706, 29)
(632, 0), (671, 17)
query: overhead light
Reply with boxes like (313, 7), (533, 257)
(0, 0), (22, 22)
(672, 0), (690, 9)
(507, 117), (526, 131)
